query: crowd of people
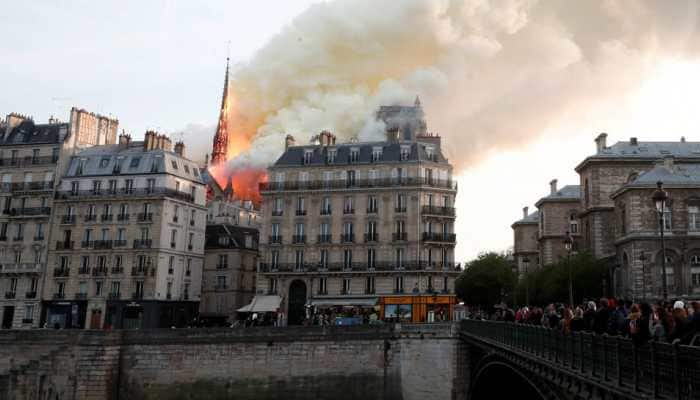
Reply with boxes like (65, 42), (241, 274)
(485, 298), (700, 346)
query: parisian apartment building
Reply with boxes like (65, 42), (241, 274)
(43, 131), (207, 329)
(256, 100), (460, 325)
(0, 109), (118, 329)
(513, 133), (700, 300)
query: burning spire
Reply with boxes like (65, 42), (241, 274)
(211, 57), (230, 166)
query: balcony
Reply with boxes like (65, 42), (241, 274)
(364, 233), (379, 243)
(216, 263), (228, 269)
(185, 270), (191, 277)
(114, 240), (127, 248)
(25, 291), (36, 299)
(292, 235), (306, 244)
(3, 207), (51, 217)
(0, 263), (43, 274)
(117, 214), (129, 221)
(60, 215), (76, 224)
(12, 236), (23, 242)
(33, 236), (44, 241)
(92, 267), (108, 277)
(53, 267), (70, 277)
(101, 214), (113, 222)
(111, 266), (124, 274)
(108, 292), (120, 300)
(55, 187), (195, 203)
(340, 234), (355, 243)
(295, 209), (307, 216)
(74, 293), (88, 300)
(343, 208), (355, 215)
(271, 210), (283, 217)
(269, 235), (282, 245)
(78, 266), (90, 275)
(320, 208), (331, 216)
(168, 268), (174, 275)
(394, 206), (407, 213)
(56, 241), (74, 250)
(4, 291), (15, 299)
(187, 244), (193, 251)
(259, 178), (458, 192)
(173, 216), (179, 223)
(5, 181), (54, 193)
(133, 239), (152, 249)
(421, 205), (456, 217)
(81, 240), (94, 249)
(392, 232), (408, 242)
(366, 208), (378, 214)
(53, 293), (65, 299)
(0, 236), (6, 241)
(131, 267), (151, 276)
(132, 292), (143, 300)
(422, 232), (457, 243)
(317, 234), (332, 244)
(0, 156), (57, 168)
(94, 240), (113, 250)
(137, 213), (153, 222)
(84, 214), (97, 222)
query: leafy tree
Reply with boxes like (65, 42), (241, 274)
(514, 252), (608, 306)
(455, 252), (517, 308)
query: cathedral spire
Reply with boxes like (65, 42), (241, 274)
(211, 57), (230, 167)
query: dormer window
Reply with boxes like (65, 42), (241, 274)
(425, 146), (435, 161)
(99, 157), (110, 168)
(303, 150), (313, 165)
(349, 148), (360, 163)
(327, 149), (337, 164)
(129, 157), (141, 168)
(76, 159), (86, 176)
(218, 236), (230, 246)
(400, 146), (410, 161)
(171, 160), (178, 170)
(371, 147), (382, 162)
(113, 157), (124, 174)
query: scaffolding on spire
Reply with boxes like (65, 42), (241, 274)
(211, 57), (230, 166)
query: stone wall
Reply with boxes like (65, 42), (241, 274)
(0, 323), (463, 400)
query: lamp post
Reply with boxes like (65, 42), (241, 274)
(639, 251), (647, 300)
(522, 257), (530, 306)
(563, 231), (574, 306)
(652, 181), (669, 301)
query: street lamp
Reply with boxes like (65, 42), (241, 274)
(639, 251), (647, 300)
(563, 231), (574, 306)
(652, 181), (669, 301)
(522, 257), (530, 306)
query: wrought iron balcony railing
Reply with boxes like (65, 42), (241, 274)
(259, 178), (457, 192)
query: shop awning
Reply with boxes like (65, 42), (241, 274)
(237, 295), (282, 313)
(309, 297), (378, 307)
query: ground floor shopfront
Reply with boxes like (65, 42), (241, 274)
(379, 294), (457, 323)
(0, 299), (41, 329)
(42, 299), (200, 329)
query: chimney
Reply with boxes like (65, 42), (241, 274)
(549, 179), (558, 195)
(681, 136), (686, 143)
(162, 135), (172, 151)
(144, 131), (156, 151)
(663, 155), (674, 169)
(118, 130), (131, 148)
(523, 206), (529, 219)
(174, 141), (185, 157)
(285, 134), (296, 151)
(630, 137), (638, 146)
(594, 132), (608, 153)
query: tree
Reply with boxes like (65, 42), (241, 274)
(455, 252), (517, 308)
(514, 252), (607, 306)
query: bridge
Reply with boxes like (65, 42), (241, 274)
(460, 319), (699, 400)
(0, 322), (697, 399)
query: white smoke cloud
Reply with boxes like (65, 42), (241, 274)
(187, 0), (700, 171)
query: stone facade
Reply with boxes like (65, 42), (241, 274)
(200, 224), (259, 325)
(42, 132), (207, 329)
(258, 103), (459, 324)
(534, 179), (581, 266)
(0, 110), (116, 330)
(511, 206), (538, 277)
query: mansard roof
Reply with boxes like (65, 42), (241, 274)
(512, 210), (539, 227)
(612, 163), (700, 198)
(65, 143), (203, 183)
(205, 223), (259, 250)
(273, 140), (448, 167)
(576, 139), (700, 171)
(535, 185), (580, 207)
(1, 120), (68, 146)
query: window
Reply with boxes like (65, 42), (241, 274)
(321, 197), (331, 214)
(396, 194), (407, 212)
(268, 278), (278, 294)
(342, 278), (352, 294)
(14, 223), (24, 240)
(100, 157), (110, 168)
(52, 148), (59, 162)
(71, 181), (80, 195)
(365, 276), (375, 294)
(186, 259), (192, 276)
(117, 228), (126, 241)
(124, 179), (133, 193)
(216, 276), (227, 289)
(343, 196), (354, 213)
(218, 254), (228, 268)
(24, 304), (34, 321)
(168, 256), (174, 273)
(183, 164), (190, 174)
(569, 212), (578, 234)
(326, 150), (336, 164)
(320, 249), (329, 268)
(110, 281), (120, 295)
(147, 179), (156, 193)
(349, 148), (360, 163)
(94, 281), (103, 296)
(394, 276), (404, 293)
(296, 197), (305, 214)
(83, 229), (92, 242)
(346, 170), (356, 186)
(692, 266), (700, 287)
(367, 248), (376, 268)
(318, 277), (327, 295)
(689, 205), (700, 231)
(166, 282), (172, 297)
(173, 205), (179, 222)
(188, 233), (194, 249)
(115, 255), (123, 269)
(371, 147), (382, 162)
(271, 251), (279, 268)
(295, 250), (305, 271)
(400, 145), (410, 161)
(97, 256), (106, 268)
(663, 205), (672, 231)
(367, 221), (377, 242)
(425, 146), (435, 161)
(395, 248), (404, 268)
(274, 198), (283, 215)
(29, 278), (37, 292)
(78, 281), (87, 295)
(271, 223), (280, 238)
(621, 206), (627, 235)
(135, 281), (144, 297)
(119, 204), (128, 218)
(443, 276), (449, 293)
(56, 282), (65, 297)
(303, 150), (313, 164)
(130, 157), (141, 168)
(368, 195), (378, 213)
(171, 160), (178, 170)
(113, 157), (123, 173)
(343, 249), (353, 269)
(9, 278), (17, 293)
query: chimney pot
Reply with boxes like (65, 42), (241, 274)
(285, 134), (296, 151)
(630, 137), (637, 146)
(523, 206), (529, 219)
(549, 179), (558, 195)
(174, 141), (185, 157)
(681, 136), (686, 143)
(594, 132), (608, 153)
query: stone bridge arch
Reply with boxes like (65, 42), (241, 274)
(468, 353), (562, 400)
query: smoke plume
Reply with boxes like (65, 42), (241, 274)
(198, 0), (700, 172)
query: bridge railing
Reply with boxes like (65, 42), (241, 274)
(460, 319), (700, 400)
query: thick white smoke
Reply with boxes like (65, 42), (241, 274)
(194, 0), (700, 171)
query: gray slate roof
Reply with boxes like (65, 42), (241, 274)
(205, 224), (259, 250)
(627, 164), (700, 186)
(512, 210), (539, 226)
(536, 185), (580, 206)
(1, 120), (68, 146)
(274, 141), (447, 167)
(591, 140), (700, 159)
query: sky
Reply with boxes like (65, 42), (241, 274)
(3, 1), (700, 263)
